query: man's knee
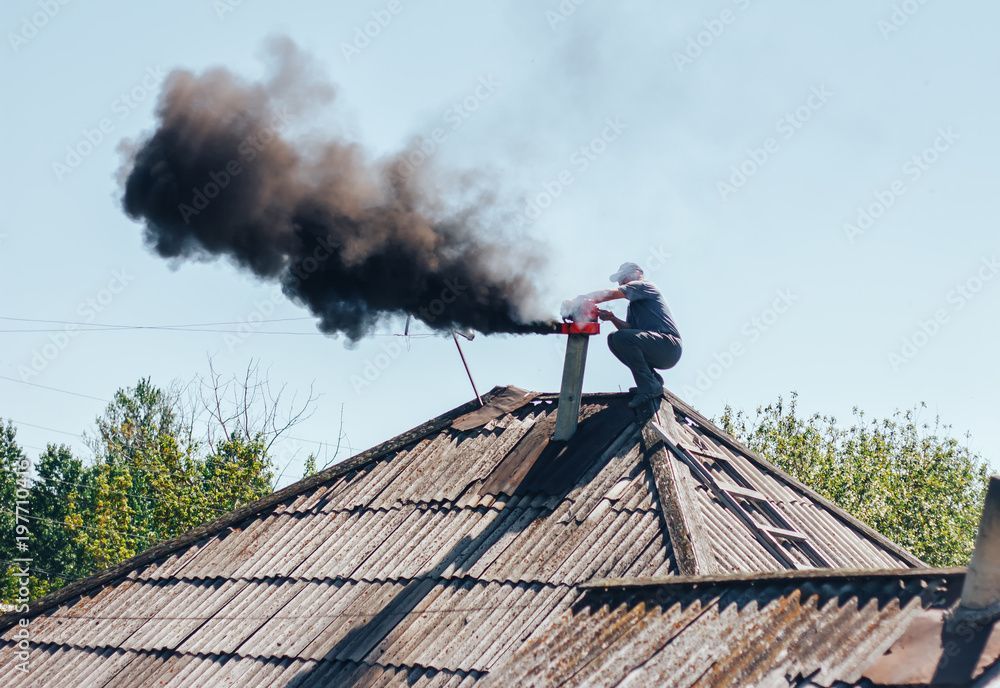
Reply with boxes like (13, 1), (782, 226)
(607, 330), (625, 352)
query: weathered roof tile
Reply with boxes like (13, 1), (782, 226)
(0, 386), (938, 686)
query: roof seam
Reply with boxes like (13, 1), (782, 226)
(583, 566), (966, 589)
(1, 641), (488, 677)
(78, 573), (589, 590)
(280, 499), (659, 519)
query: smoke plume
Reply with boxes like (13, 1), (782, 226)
(120, 38), (550, 342)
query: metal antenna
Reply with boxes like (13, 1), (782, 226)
(451, 331), (483, 406)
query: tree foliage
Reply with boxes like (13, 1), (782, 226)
(720, 393), (990, 567)
(1, 364), (315, 602)
(0, 420), (28, 601)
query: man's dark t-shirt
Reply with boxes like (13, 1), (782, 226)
(620, 280), (681, 339)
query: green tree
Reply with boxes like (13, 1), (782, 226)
(27, 445), (93, 596)
(4, 365), (315, 602)
(0, 420), (27, 601)
(60, 368), (305, 580)
(68, 463), (134, 571)
(200, 436), (273, 516)
(302, 453), (318, 479)
(721, 393), (990, 566)
(67, 379), (198, 562)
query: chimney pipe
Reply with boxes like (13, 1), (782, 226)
(960, 475), (1000, 613)
(552, 322), (599, 441)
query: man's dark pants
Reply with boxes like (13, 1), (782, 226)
(607, 329), (682, 395)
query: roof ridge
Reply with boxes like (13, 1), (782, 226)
(0, 386), (507, 633)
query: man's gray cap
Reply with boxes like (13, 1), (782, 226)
(609, 261), (642, 282)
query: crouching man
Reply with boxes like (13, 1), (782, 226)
(565, 262), (682, 409)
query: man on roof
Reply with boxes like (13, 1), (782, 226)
(562, 262), (682, 409)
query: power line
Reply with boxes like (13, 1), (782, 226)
(0, 561), (66, 581)
(0, 327), (435, 336)
(0, 314), (439, 337)
(2, 374), (351, 449)
(7, 419), (86, 439)
(18, 471), (263, 520)
(8, 415), (354, 460)
(0, 506), (157, 545)
(0, 374), (109, 402)
(0, 315), (313, 328)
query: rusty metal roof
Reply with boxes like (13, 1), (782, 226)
(0, 386), (927, 686)
(483, 569), (1000, 687)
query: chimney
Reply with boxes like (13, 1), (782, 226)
(552, 321), (600, 441)
(960, 475), (1000, 613)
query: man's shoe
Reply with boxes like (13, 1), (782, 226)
(628, 393), (658, 409)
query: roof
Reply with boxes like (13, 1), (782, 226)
(483, 568), (1000, 687)
(0, 386), (925, 686)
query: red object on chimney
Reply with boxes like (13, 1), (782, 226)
(559, 321), (600, 335)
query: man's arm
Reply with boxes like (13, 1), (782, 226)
(590, 288), (628, 329)
(560, 288), (626, 321)
(584, 288), (625, 304)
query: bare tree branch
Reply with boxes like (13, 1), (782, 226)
(196, 357), (318, 455)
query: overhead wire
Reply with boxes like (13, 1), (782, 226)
(0, 315), (435, 336)
(1, 376), (355, 451)
(0, 326), (434, 336)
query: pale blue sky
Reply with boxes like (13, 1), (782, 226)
(2, 0), (997, 485)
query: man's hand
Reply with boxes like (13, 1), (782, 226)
(597, 308), (627, 330)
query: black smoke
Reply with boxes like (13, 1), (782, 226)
(120, 38), (550, 342)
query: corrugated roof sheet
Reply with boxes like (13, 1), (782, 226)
(482, 569), (1000, 687)
(0, 386), (926, 686)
